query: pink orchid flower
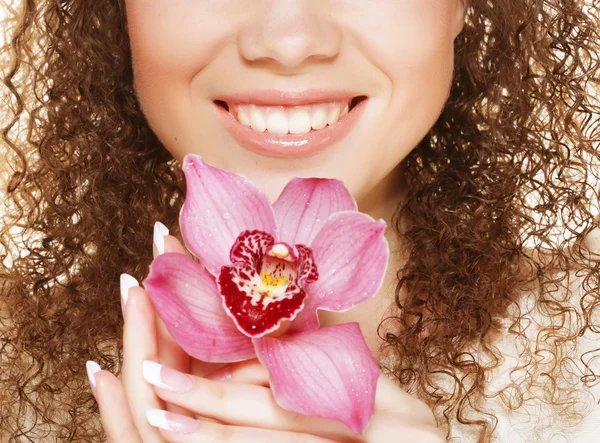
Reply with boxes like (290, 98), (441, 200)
(143, 154), (389, 434)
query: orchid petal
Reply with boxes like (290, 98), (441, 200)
(273, 178), (357, 246)
(253, 323), (380, 434)
(143, 252), (255, 362)
(291, 211), (389, 332)
(180, 154), (277, 275)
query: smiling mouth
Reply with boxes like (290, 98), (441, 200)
(214, 96), (367, 135)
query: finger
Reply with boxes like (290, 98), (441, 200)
(156, 316), (192, 416)
(156, 314), (188, 373)
(164, 234), (189, 256)
(153, 221), (188, 259)
(190, 357), (228, 377)
(203, 365), (438, 431)
(361, 411), (444, 443)
(122, 286), (166, 443)
(153, 221), (188, 258)
(204, 359), (270, 386)
(198, 360), (433, 425)
(373, 376), (437, 426)
(141, 360), (356, 441)
(93, 369), (142, 443)
(146, 408), (341, 443)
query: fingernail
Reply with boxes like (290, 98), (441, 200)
(146, 408), (200, 434)
(153, 221), (169, 257)
(86, 360), (101, 398)
(142, 360), (194, 393)
(120, 273), (139, 317)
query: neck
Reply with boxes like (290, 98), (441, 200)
(357, 163), (406, 236)
(317, 163), (408, 358)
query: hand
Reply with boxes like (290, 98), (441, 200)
(140, 358), (444, 443)
(90, 232), (222, 443)
(89, 234), (444, 442)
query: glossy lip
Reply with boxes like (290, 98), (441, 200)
(213, 91), (368, 159)
(214, 89), (360, 106)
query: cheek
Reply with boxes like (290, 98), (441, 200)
(125, 1), (243, 161)
(388, 4), (455, 88)
(356, 0), (454, 162)
(360, 2), (455, 95)
(339, 0), (455, 67)
(125, 1), (239, 111)
(126, 1), (234, 72)
(123, 0), (459, 202)
(342, 2), (456, 185)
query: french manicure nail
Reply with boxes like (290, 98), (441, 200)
(86, 360), (101, 397)
(146, 408), (200, 434)
(142, 360), (194, 393)
(120, 273), (139, 317)
(153, 221), (169, 257)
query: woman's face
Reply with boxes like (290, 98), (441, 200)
(126, 1), (466, 204)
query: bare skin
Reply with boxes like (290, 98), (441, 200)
(92, 1), (470, 441)
(93, 235), (445, 443)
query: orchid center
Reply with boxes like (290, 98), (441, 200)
(217, 230), (318, 338)
(260, 272), (289, 291)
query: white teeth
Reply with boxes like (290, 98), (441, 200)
(340, 104), (349, 119)
(327, 107), (341, 126)
(266, 110), (289, 135)
(237, 109), (250, 127)
(311, 109), (328, 130)
(249, 106), (267, 132)
(230, 99), (355, 134)
(289, 110), (312, 134)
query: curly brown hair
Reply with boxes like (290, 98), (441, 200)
(1, 0), (599, 441)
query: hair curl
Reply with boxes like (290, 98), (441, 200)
(1, 0), (599, 441)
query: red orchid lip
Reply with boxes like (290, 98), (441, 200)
(212, 89), (363, 106)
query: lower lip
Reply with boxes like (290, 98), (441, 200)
(214, 99), (367, 158)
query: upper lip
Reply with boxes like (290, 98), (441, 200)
(213, 89), (362, 106)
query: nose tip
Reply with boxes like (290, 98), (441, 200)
(238, 10), (342, 69)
